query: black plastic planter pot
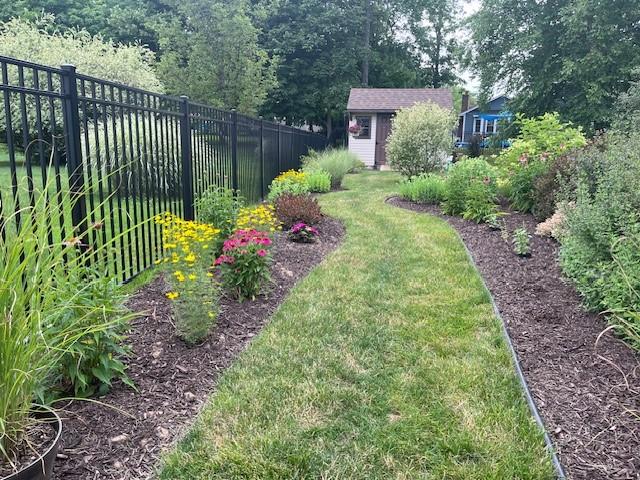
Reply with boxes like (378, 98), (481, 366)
(1, 408), (63, 480)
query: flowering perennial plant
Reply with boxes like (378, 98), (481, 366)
(154, 213), (220, 343)
(274, 169), (307, 185)
(215, 229), (273, 301)
(288, 223), (319, 243)
(236, 204), (281, 232)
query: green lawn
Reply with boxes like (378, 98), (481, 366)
(159, 171), (554, 479)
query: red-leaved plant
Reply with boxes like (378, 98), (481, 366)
(214, 229), (272, 301)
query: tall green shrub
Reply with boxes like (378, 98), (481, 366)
(560, 134), (640, 348)
(386, 103), (456, 177)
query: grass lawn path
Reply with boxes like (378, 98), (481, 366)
(160, 171), (554, 479)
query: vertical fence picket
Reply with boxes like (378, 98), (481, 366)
(60, 64), (91, 256)
(179, 96), (194, 221)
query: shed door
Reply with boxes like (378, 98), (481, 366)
(375, 114), (392, 166)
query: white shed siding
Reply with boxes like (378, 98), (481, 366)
(348, 113), (377, 167)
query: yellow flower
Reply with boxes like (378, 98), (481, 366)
(166, 291), (180, 300)
(188, 274), (197, 281)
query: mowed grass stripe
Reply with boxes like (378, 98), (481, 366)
(160, 170), (554, 479)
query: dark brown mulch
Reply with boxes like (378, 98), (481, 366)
(388, 197), (640, 480)
(0, 421), (57, 477)
(51, 217), (344, 480)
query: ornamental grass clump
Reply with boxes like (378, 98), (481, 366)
(0, 176), (138, 469)
(155, 213), (220, 344)
(398, 173), (446, 204)
(288, 222), (319, 243)
(215, 230), (273, 301)
(305, 169), (331, 193)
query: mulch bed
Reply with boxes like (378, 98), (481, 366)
(52, 217), (344, 480)
(388, 197), (640, 480)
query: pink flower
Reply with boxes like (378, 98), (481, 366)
(257, 249), (267, 257)
(260, 237), (272, 246)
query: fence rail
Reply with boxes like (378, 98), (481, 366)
(0, 55), (326, 282)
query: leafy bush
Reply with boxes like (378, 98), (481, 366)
(305, 149), (359, 189)
(155, 213), (220, 344)
(386, 102), (456, 177)
(535, 203), (572, 241)
(442, 158), (498, 222)
(532, 154), (576, 220)
(0, 15), (163, 146)
(267, 178), (310, 201)
(495, 113), (586, 214)
(559, 134), (640, 347)
(508, 160), (548, 214)
(512, 226), (531, 256)
(398, 174), (446, 204)
(288, 222), (319, 243)
(196, 186), (244, 252)
(274, 193), (323, 228)
(215, 230), (272, 301)
(47, 268), (135, 398)
(236, 204), (281, 232)
(305, 169), (331, 193)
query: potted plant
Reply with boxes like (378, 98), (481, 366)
(1, 182), (127, 479)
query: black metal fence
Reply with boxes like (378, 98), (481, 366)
(0, 55), (326, 282)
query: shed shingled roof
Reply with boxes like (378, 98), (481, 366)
(347, 88), (453, 112)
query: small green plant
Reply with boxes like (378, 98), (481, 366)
(485, 212), (507, 230)
(170, 270), (219, 345)
(195, 186), (244, 253)
(215, 230), (273, 301)
(305, 169), (331, 193)
(512, 225), (531, 256)
(442, 158), (498, 222)
(267, 178), (310, 201)
(45, 267), (136, 399)
(398, 174), (446, 204)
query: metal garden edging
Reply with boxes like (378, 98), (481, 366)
(386, 197), (567, 479)
(455, 233), (567, 480)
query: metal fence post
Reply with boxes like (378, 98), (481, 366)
(276, 122), (281, 174)
(259, 116), (265, 200)
(230, 109), (239, 193)
(60, 64), (90, 254)
(179, 96), (195, 220)
(290, 127), (295, 169)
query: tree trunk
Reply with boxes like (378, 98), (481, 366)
(361, 0), (371, 86)
(433, 23), (442, 88)
(326, 114), (333, 140)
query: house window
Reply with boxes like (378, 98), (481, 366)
(354, 115), (371, 139)
(486, 120), (495, 134)
(473, 117), (482, 134)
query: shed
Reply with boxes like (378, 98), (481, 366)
(346, 88), (453, 168)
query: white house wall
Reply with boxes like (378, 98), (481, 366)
(348, 113), (377, 167)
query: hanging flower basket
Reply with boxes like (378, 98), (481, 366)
(348, 121), (361, 137)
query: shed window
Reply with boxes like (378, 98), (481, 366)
(354, 115), (371, 139)
(486, 120), (495, 134)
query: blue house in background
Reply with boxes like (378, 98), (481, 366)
(457, 94), (511, 146)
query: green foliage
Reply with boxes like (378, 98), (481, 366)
(267, 178), (310, 201)
(386, 103), (456, 177)
(532, 154), (576, 221)
(442, 158), (498, 222)
(305, 169), (331, 193)
(46, 268), (134, 399)
(304, 149), (358, 189)
(0, 176), (136, 463)
(560, 134), (640, 347)
(169, 271), (218, 345)
(157, 0), (276, 115)
(195, 186), (245, 249)
(274, 193), (323, 228)
(398, 173), (446, 204)
(508, 160), (548, 215)
(470, 0), (640, 133)
(215, 230), (272, 301)
(512, 226), (531, 256)
(496, 113), (586, 215)
(0, 15), (162, 91)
